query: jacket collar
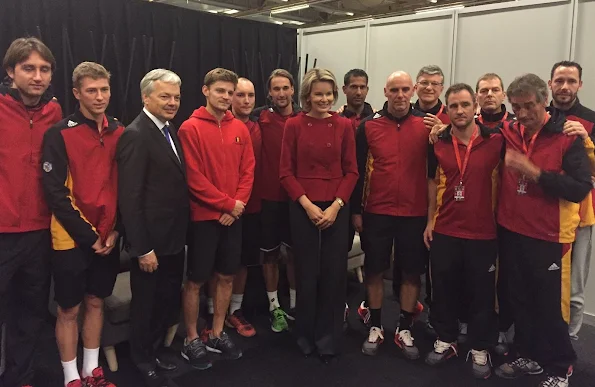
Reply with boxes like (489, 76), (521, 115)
(342, 102), (374, 119)
(479, 105), (508, 123)
(414, 98), (444, 115)
(549, 98), (582, 117)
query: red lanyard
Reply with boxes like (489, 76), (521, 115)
(478, 111), (508, 124)
(519, 114), (548, 159)
(437, 105), (444, 117)
(452, 126), (479, 184)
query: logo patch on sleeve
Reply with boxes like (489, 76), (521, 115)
(235, 136), (241, 143)
(43, 161), (52, 172)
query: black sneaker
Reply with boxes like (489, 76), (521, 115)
(205, 331), (243, 360)
(181, 337), (212, 370)
(495, 357), (543, 379)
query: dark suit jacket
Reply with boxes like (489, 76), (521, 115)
(116, 111), (190, 257)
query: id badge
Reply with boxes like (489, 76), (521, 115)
(517, 177), (528, 195)
(454, 183), (465, 202)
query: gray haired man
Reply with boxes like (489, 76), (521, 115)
(116, 69), (189, 387)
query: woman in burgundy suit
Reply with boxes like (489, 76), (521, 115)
(279, 68), (358, 363)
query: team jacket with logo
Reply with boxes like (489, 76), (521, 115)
(497, 109), (592, 243)
(414, 98), (450, 125)
(477, 105), (516, 129)
(352, 105), (431, 217)
(42, 111), (124, 250)
(244, 117), (262, 214)
(551, 100), (595, 228)
(428, 122), (503, 240)
(179, 107), (255, 222)
(340, 102), (375, 132)
(252, 103), (300, 202)
(279, 112), (358, 203)
(0, 83), (62, 233)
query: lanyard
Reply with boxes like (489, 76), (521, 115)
(452, 125), (479, 184)
(519, 114), (549, 159)
(437, 105), (444, 117)
(478, 111), (508, 124)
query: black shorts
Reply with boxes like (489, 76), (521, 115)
(261, 200), (292, 252)
(51, 247), (120, 309)
(241, 212), (262, 267)
(362, 213), (427, 276)
(187, 219), (242, 283)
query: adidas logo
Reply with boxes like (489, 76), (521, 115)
(67, 120), (78, 127)
(548, 263), (560, 271)
(488, 264), (496, 273)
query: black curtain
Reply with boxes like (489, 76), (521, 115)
(0, 0), (298, 126)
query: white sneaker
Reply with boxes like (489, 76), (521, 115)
(394, 329), (420, 360)
(467, 349), (492, 379)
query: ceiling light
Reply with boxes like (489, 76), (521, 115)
(416, 5), (464, 13)
(270, 4), (310, 14)
(224, 9), (239, 14)
(288, 20), (305, 25)
(208, 10), (219, 13)
(274, 20), (284, 25)
(346, 11), (354, 16)
(430, 0), (438, 3)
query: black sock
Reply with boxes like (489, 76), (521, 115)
(399, 310), (414, 330)
(370, 308), (382, 328)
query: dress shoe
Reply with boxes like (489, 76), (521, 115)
(156, 357), (178, 372)
(141, 370), (168, 387)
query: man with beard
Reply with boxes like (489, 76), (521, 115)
(251, 69), (298, 332)
(0, 37), (62, 387)
(548, 61), (595, 341)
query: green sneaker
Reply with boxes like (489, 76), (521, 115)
(270, 308), (289, 332)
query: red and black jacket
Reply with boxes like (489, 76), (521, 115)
(352, 104), (431, 217)
(497, 108), (592, 243)
(0, 81), (63, 233)
(179, 107), (255, 222)
(414, 98), (450, 125)
(244, 116), (262, 214)
(340, 102), (375, 132)
(42, 110), (124, 250)
(477, 105), (516, 129)
(251, 103), (300, 202)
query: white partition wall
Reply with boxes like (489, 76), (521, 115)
(300, 0), (595, 323)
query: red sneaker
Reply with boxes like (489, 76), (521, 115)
(66, 379), (84, 387)
(357, 301), (371, 328)
(83, 367), (116, 387)
(225, 310), (256, 337)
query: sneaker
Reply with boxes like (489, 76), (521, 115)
(205, 331), (242, 360)
(413, 301), (424, 322)
(394, 329), (420, 360)
(467, 349), (492, 379)
(357, 301), (371, 329)
(286, 308), (296, 321)
(495, 357), (543, 379)
(362, 326), (384, 356)
(270, 308), (289, 332)
(458, 322), (468, 344)
(538, 375), (569, 387)
(225, 310), (256, 337)
(494, 331), (509, 356)
(66, 381), (83, 387)
(181, 337), (212, 370)
(199, 327), (210, 343)
(425, 339), (458, 366)
(83, 367), (116, 387)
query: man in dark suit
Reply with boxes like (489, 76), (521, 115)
(116, 69), (189, 387)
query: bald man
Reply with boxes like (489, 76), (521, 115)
(351, 72), (431, 359)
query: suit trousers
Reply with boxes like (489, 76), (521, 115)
(129, 249), (185, 372)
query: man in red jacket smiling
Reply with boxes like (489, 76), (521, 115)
(179, 68), (255, 369)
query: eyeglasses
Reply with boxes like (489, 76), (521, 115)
(417, 81), (443, 88)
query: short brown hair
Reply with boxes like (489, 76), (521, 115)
(2, 37), (56, 72)
(445, 83), (476, 105)
(204, 68), (238, 88)
(72, 62), (111, 89)
(267, 69), (295, 90)
(507, 73), (548, 104)
(299, 68), (339, 112)
(476, 73), (504, 92)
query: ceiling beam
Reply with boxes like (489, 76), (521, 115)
(232, 0), (338, 18)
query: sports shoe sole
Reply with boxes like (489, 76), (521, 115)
(494, 367), (543, 379)
(473, 369), (492, 380)
(180, 351), (212, 370)
(206, 345), (243, 360)
(425, 352), (456, 366)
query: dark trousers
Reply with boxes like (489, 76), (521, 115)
(290, 201), (348, 356)
(496, 258), (513, 333)
(429, 233), (498, 350)
(499, 227), (576, 377)
(0, 230), (51, 387)
(130, 249), (185, 372)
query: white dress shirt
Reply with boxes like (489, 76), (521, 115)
(143, 107), (180, 161)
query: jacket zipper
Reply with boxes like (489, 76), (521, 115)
(218, 121), (223, 143)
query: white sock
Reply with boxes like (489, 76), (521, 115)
(289, 288), (297, 309)
(267, 291), (280, 311)
(61, 358), (80, 386)
(208, 297), (214, 314)
(82, 347), (99, 378)
(229, 294), (244, 315)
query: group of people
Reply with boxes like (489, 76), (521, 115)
(0, 34), (593, 387)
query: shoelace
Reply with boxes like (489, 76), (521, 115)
(188, 338), (205, 356)
(398, 330), (414, 346)
(233, 311), (250, 326)
(368, 327), (384, 343)
(541, 375), (567, 387)
(434, 340), (456, 355)
(466, 349), (491, 366)
(510, 357), (530, 369)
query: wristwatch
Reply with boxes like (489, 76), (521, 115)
(335, 197), (345, 208)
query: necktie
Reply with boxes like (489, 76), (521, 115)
(162, 124), (173, 145)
